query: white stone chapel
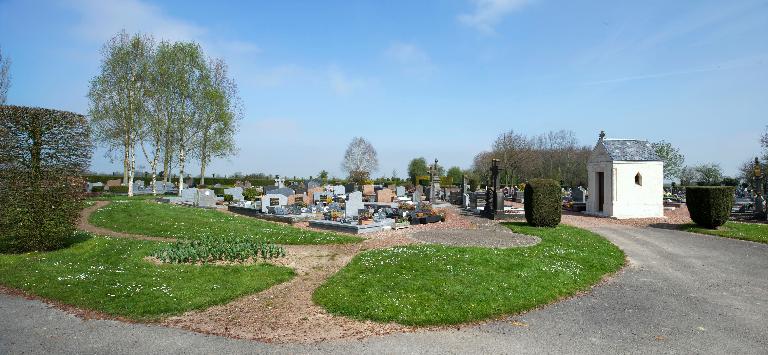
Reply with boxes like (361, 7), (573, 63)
(586, 131), (664, 219)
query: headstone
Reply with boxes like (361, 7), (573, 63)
(344, 183), (357, 193)
(463, 193), (470, 208)
(90, 182), (104, 192)
(106, 179), (122, 190)
(307, 179), (322, 190)
(396, 186), (406, 197)
(412, 189), (422, 206)
(272, 187), (295, 197)
(274, 175), (286, 188)
(387, 184), (396, 191)
(307, 187), (324, 204)
(331, 185), (346, 196)
(345, 191), (364, 217)
(363, 184), (375, 196)
(224, 187), (244, 201)
(261, 194), (288, 213)
(197, 189), (217, 207)
(243, 181), (253, 188)
(572, 186), (586, 203)
(376, 188), (393, 203)
(181, 188), (198, 204)
(288, 193), (307, 205)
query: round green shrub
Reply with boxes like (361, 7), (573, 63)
(686, 186), (734, 229)
(213, 187), (225, 196)
(243, 188), (259, 201)
(524, 178), (562, 227)
(223, 194), (234, 202)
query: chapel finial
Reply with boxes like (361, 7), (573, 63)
(599, 130), (606, 140)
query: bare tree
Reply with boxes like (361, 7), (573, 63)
(341, 137), (378, 185)
(0, 46), (10, 104)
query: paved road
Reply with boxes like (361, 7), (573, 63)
(2, 227), (767, 354)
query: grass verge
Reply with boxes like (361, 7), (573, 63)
(0, 233), (294, 320)
(683, 221), (768, 244)
(89, 200), (363, 245)
(314, 222), (624, 326)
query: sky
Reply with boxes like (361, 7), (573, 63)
(1, 0), (766, 179)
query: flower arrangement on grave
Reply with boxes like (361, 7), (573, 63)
(330, 210), (342, 221)
(399, 202), (416, 211)
(358, 210), (373, 225)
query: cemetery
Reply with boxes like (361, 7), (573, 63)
(1, 21), (767, 352)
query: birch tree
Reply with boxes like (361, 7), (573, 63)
(0, 46), (10, 104)
(88, 31), (153, 196)
(195, 57), (241, 185)
(142, 41), (175, 195)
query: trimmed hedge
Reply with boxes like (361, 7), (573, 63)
(213, 187), (225, 196)
(91, 185), (104, 193)
(524, 178), (562, 227)
(109, 185), (129, 193)
(686, 186), (734, 229)
(0, 105), (92, 252)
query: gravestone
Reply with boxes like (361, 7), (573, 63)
(224, 187), (244, 201)
(331, 185), (346, 196)
(274, 175), (286, 188)
(572, 186), (586, 203)
(181, 188), (198, 204)
(396, 186), (406, 197)
(344, 183), (357, 193)
(106, 179), (122, 190)
(307, 179), (322, 190)
(288, 193), (307, 205)
(90, 182), (104, 192)
(376, 188), (393, 203)
(261, 194), (288, 213)
(197, 189), (217, 207)
(307, 187), (324, 204)
(415, 185), (424, 196)
(387, 184), (396, 191)
(243, 181), (252, 188)
(363, 185), (375, 196)
(345, 191), (364, 217)
(272, 187), (295, 197)
(412, 189), (422, 206)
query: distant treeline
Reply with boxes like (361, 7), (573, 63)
(470, 129), (591, 189)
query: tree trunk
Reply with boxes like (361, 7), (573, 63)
(150, 145), (160, 196)
(123, 146), (129, 184)
(178, 145), (185, 196)
(199, 133), (208, 185)
(127, 141), (135, 197)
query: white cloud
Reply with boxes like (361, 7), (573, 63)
(66, 0), (206, 43)
(384, 42), (436, 75)
(327, 66), (368, 96)
(458, 0), (533, 34)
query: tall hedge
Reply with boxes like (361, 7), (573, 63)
(0, 106), (92, 252)
(686, 186), (734, 229)
(524, 178), (562, 227)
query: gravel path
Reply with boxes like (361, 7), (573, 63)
(410, 211), (539, 248)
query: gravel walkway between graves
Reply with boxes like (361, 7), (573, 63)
(409, 212), (539, 248)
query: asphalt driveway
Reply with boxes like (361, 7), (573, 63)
(1, 226), (766, 354)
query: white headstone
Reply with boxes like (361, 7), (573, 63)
(345, 191), (364, 217)
(224, 187), (244, 201)
(331, 185), (346, 196)
(261, 194), (288, 213)
(197, 189), (217, 207)
(181, 188), (197, 204)
(396, 186), (406, 197)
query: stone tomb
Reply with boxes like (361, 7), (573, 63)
(106, 179), (122, 190)
(271, 187), (295, 198)
(572, 186), (586, 203)
(396, 186), (406, 197)
(363, 185), (375, 197)
(287, 193), (307, 205)
(197, 189), (217, 208)
(261, 194), (288, 213)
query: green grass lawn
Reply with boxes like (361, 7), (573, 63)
(87, 194), (161, 201)
(314, 222), (625, 326)
(683, 221), (768, 244)
(89, 200), (362, 245)
(0, 233), (294, 320)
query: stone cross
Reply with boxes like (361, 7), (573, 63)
(274, 175), (286, 188)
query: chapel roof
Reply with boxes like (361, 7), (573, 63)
(600, 139), (661, 161)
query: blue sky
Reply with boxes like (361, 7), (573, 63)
(1, 0), (766, 178)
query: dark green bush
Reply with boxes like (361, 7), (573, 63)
(224, 194), (233, 202)
(686, 186), (734, 229)
(524, 178), (562, 227)
(213, 187), (225, 196)
(0, 105), (92, 252)
(109, 185), (129, 193)
(91, 185), (104, 193)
